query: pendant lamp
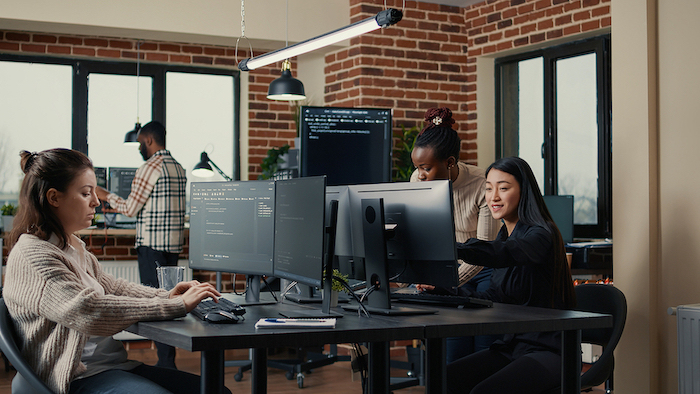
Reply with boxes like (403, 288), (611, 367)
(267, 59), (306, 101)
(266, 0), (306, 101)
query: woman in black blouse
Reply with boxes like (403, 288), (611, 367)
(421, 156), (576, 394)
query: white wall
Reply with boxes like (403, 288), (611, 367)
(613, 0), (700, 392)
(0, 0), (349, 49)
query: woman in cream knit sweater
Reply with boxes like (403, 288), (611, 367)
(4, 149), (226, 394)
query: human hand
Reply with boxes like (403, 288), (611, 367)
(415, 284), (435, 292)
(95, 186), (110, 201)
(170, 281), (221, 312)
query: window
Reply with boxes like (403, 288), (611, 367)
(0, 60), (73, 206)
(0, 53), (240, 207)
(495, 35), (611, 239)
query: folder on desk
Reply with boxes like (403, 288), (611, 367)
(254, 318), (336, 329)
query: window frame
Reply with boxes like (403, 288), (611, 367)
(494, 35), (612, 239)
(0, 53), (241, 180)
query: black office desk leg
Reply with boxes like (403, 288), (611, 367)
(424, 337), (446, 394)
(252, 348), (268, 394)
(201, 349), (225, 394)
(561, 329), (582, 394)
(368, 342), (390, 394)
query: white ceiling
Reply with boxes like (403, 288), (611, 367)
(418, 0), (484, 7)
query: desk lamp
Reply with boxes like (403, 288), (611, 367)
(193, 152), (233, 181)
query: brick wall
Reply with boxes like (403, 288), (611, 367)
(326, 0), (474, 160)
(324, 0), (610, 164)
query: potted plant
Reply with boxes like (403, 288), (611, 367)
(392, 124), (421, 182)
(258, 144), (290, 180)
(323, 268), (349, 307)
(1, 203), (18, 233)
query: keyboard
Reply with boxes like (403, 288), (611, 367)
(191, 298), (246, 323)
(391, 288), (493, 308)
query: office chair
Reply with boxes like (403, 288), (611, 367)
(545, 283), (627, 394)
(0, 298), (54, 394)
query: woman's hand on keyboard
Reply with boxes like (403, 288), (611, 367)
(170, 281), (221, 312)
(415, 284), (435, 292)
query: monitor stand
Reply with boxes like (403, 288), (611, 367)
(218, 274), (277, 306)
(341, 198), (435, 316)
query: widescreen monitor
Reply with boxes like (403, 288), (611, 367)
(343, 180), (459, 314)
(189, 181), (276, 303)
(299, 106), (392, 186)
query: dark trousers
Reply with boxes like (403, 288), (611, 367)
(137, 246), (180, 369)
(446, 268), (501, 363)
(446, 348), (561, 394)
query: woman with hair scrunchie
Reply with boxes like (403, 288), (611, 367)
(410, 107), (502, 362)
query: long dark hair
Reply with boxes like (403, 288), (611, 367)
(9, 149), (94, 249)
(414, 107), (461, 162)
(486, 156), (576, 309)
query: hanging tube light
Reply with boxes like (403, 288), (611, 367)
(238, 8), (402, 71)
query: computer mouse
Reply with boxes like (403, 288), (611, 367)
(204, 311), (240, 324)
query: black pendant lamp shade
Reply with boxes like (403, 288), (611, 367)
(267, 59), (306, 101)
(124, 122), (141, 144)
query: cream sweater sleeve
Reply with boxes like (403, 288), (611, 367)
(8, 236), (186, 337)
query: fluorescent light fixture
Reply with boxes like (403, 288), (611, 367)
(238, 8), (403, 71)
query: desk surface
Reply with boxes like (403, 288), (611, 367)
(127, 298), (610, 351)
(127, 301), (425, 351)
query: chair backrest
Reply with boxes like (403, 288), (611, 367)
(574, 284), (627, 389)
(0, 298), (54, 394)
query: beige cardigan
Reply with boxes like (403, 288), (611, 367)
(3, 234), (187, 394)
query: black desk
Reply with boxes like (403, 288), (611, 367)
(396, 302), (612, 394)
(127, 301), (423, 394)
(127, 301), (610, 394)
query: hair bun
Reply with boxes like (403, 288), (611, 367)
(19, 150), (38, 174)
(424, 107), (455, 127)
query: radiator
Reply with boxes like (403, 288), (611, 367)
(675, 303), (700, 394)
(98, 260), (193, 284)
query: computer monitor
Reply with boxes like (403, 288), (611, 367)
(284, 185), (356, 304)
(106, 167), (137, 227)
(94, 167), (107, 215)
(108, 167), (137, 199)
(273, 176), (326, 287)
(273, 176), (342, 318)
(326, 185), (362, 280)
(543, 194), (574, 244)
(299, 106), (392, 186)
(342, 180), (459, 315)
(188, 180), (276, 304)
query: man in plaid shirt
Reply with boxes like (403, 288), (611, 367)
(96, 120), (187, 369)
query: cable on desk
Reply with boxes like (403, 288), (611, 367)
(261, 276), (278, 302)
(334, 275), (370, 318)
(280, 280), (298, 299)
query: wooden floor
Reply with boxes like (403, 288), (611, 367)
(0, 342), (606, 393)
(0, 342), (426, 394)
